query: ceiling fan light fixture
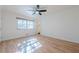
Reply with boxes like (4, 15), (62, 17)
(30, 5), (47, 15)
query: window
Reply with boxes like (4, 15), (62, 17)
(27, 21), (34, 29)
(17, 20), (27, 29)
(17, 19), (34, 29)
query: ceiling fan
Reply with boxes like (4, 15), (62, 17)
(27, 5), (47, 15)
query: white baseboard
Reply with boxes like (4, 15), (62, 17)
(1, 33), (36, 42)
(41, 34), (79, 44)
(52, 35), (79, 43)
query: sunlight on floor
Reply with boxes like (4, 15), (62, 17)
(16, 38), (42, 53)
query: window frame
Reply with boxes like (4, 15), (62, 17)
(17, 18), (34, 30)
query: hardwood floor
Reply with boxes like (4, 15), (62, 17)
(0, 35), (79, 53)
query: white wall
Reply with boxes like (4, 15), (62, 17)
(1, 9), (36, 41)
(40, 6), (79, 43)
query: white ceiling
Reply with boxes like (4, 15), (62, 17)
(2, 5), (79, 17)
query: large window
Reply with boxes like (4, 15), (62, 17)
(17, 19), (34, 29)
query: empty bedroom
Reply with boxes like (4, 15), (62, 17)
(0, 5), (79, 53)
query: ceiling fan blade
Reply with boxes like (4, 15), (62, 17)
(32, 11), (36, 15)
(39, 12), (42, 15)
(39, 10), (47, 12)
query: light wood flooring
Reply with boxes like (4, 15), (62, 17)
(0, 35), (79, 53)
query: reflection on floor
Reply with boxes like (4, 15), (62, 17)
(0, 35), (79, 53)
(17, 38), (42, 53)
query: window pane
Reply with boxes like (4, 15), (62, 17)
(17, 20), (27, 29)
(17, 20), (22, 29)
(22, 20), (27, 29)
(27, 21), (34, 29)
